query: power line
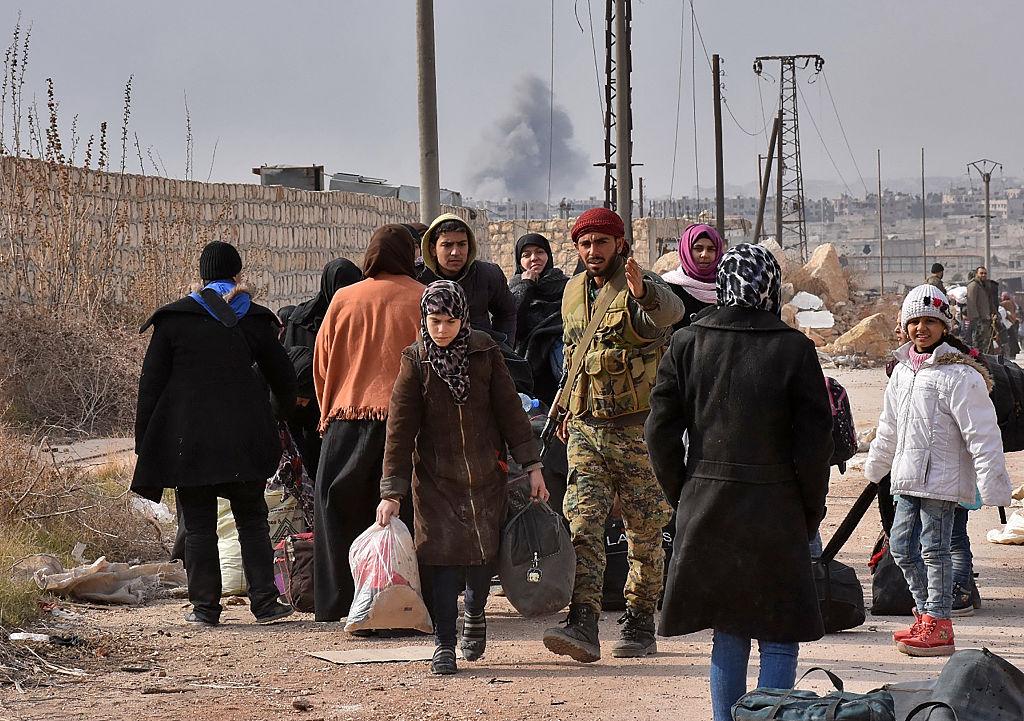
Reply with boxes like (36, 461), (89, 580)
(668, 0), (686, 198)
(690, 1), (700, 205)
(796, 81), (853, 197)
(722, 98), (769, 137)
(547, 0), (554, 209)
(821, 69), (868, 196)
(688, 0), (713, 70)
(584, 0), (604, 131)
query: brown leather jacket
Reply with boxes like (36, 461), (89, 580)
(381, 331), (540, 566)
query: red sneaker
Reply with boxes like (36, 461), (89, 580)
(892, 609), (922, 643)
(897, 615), (955, 657)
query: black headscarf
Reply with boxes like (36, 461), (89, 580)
(290, 258), (362, 329)
(421, 281), (472, 405)
(514, 233), (555, 274)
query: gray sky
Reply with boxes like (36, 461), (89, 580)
(5, 1), (1020, 200)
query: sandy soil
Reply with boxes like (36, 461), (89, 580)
(3, 367), (1022, 721)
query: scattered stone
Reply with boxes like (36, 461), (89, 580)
(796, 309), (836, 330)
(292, 698), (313, 712)
(857, 427), (877, 453)
(652, 251), (679, 275)
(781, 303), (799, 329)
(803, 243), (849, 304)
(760, 238), (791, 276)
(804, 329), (827, 347)
(792, 291), (825, 311)
(781, 282), (796, 305)
(825, 313), (893, 359)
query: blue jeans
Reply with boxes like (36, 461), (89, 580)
(431, 565), (491, 646)
(951, 506), (973, 589)
(710, 629), (799, 721)
(889, 495), (957, 619)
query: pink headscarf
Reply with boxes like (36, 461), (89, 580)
(678, 224), (724, 282)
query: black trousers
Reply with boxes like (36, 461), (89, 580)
(313, 419), (388, 622)
(431, 565), (492, 646)
(176, 481), (279, 621)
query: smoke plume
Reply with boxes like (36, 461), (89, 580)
(468, 75), (587, 201)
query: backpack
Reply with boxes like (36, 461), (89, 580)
(981, 353), (1024, 452)
(825, 377), (858, 472)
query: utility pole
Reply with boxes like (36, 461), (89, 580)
(753, 113), (781, 243)
(921, 147), (926, 277)
(753, 54), (823, 262)
(638, 177), (644, 218)
(877, 149), (884, 293)
(614, 0), (632, 243)
(712, 53), (725, 237)
(416, 0), (440, 223)
(968, 158), (1002, 270)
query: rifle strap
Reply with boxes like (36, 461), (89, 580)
(554, 263), (629, 413)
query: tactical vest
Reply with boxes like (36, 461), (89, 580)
(561, 267), (670, 419)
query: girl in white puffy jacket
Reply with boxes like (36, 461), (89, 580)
(865, 284), (1011, 657)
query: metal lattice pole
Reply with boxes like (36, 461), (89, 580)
(754, 54), (823, 262)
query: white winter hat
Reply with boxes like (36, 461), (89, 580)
(901, 283), (953, 331)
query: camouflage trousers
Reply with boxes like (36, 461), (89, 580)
(564, 418), (672, 614)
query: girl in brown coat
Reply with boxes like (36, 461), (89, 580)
(376, 280), (548, 675)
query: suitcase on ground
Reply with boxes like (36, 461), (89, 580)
(273, 531), (314, 613)
(812, 483), (875, 633)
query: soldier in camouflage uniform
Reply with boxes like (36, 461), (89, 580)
(542, 208), (684, 663)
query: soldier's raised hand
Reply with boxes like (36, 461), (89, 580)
(625, 256), (647, 300)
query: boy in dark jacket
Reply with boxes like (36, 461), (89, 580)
(133, 241), (297, 627)
(417, 214), (518, 346)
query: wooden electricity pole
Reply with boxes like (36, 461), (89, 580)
(416, 0), (440, 223)
(713, 54), (725, 236)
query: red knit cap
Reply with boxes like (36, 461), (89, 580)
(571, 207), (625, 242)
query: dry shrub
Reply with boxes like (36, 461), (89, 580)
(0, 309), (145, 436)
(0, 427), (171, 626)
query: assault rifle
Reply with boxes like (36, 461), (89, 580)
(539, 369), (569, 457)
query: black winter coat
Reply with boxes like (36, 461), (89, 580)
(417, 260), (518, 346)
(132, 298), (297, 502)
(645, 306), (833, 642)
(666, 284), (715, 332)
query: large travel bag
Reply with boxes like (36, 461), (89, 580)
(812, 483), (874, 633)
(733, 667), (896, 721)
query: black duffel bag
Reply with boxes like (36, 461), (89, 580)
(497, 486), (575, 618)
(811, 483), (872, 633)
(869, 532), (915, 617)
(813, 559), (866, 634)
(733, 667), (895, 721)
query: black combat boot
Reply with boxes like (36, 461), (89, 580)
(543, 603), (601, 662)
(610, 607), (657, 658)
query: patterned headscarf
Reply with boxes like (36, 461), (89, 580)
(421, 281), (472, 405)
(716, 243), (783, 317)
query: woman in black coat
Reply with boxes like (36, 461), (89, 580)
(283, 258), (362, 349)
(508, 233), (568, 404)
(645, 244), (833, 721)
(133, 241), (298, 627)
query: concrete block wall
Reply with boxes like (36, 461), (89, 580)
(0, 157), (488, 309)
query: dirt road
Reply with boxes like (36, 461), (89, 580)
(3, 368), (1022, 721)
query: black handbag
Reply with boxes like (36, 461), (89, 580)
(732, 667), (895, 720)
(869, 533), (915, 617)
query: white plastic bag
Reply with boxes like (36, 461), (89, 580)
(344, 519), (432, 634)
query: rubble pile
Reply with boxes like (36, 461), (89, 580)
(652, 251), (680, 275)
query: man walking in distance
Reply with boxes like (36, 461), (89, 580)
(542, 208), (684, 662)
(966, 266), (995, 352)
(926, 263), (946, 295)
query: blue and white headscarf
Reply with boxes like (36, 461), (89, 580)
(716, 243), (783, 317)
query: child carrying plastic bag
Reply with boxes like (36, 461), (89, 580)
(345, 519), (432, 634)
